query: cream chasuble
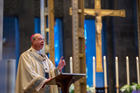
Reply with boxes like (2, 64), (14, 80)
(15, 47), (59, 93)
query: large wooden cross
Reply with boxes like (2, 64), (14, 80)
(70, 0), (125, 72)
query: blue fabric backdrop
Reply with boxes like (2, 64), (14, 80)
(84, 19), (106, 87)
(3, 17), (19, 69)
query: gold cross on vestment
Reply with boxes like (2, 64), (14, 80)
(70, 0), (126, 72)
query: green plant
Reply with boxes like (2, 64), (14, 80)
(69, 84), (74, 93)
(120, 84), (133, 93)
(120, 83), (140, 93)
(86, 85), (95, 93)
(69, 84), (95, 93)
(131, 83), (140, 90)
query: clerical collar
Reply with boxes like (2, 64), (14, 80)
(30, 47), (41, 55)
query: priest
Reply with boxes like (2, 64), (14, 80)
(15, 33), (66, 93)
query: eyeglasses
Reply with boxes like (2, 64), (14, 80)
(35, 38), (45, 41)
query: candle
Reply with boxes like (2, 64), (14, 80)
(115, 57), (119, 87)
(70, 57), (73, 73)
(136, 57), (140, 84)
(103, 56), (107, 87)
(126, 56), (130, 85)
(93, 56), (96, 88)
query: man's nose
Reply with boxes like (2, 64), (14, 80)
(41, 40), (44, 43)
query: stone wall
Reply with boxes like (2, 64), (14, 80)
(105, 0), (138, 92)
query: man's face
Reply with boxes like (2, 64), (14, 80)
(32, 34), (44, 51)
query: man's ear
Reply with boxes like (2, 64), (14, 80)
(30, 34), (36, 42)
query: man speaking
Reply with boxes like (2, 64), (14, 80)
(15, 33), (65, 93)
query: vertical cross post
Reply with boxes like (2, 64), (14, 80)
(48, 0), (55, 63)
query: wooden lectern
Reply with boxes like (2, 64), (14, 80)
(44, 73), (86, 93)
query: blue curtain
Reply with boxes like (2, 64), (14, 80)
(84, 19), (106, 87)
(3, 17), (19, 69)
(34, 18), (41, 33)
(84, 19), (96, 87)
(54, 19), (63, 66)
(34, 18), (63, 66)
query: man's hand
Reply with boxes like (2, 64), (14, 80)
(42, 78), (51, 88)
(57, 56), (66, 72)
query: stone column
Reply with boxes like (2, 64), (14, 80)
(112, 0), (137, 91)
(0, 0), (3, 60)
(7, 59), (16, 93)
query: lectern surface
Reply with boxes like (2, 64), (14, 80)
(44, 73), (86, 93)
(45, 73), (86, 85)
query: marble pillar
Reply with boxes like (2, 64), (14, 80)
(0, 0), (3, 60)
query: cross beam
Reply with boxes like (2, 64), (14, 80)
(70, 0), (125, 72)
(70, 8), (125, 17)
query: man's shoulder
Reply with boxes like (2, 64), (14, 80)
(20, 48), (31, 57)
